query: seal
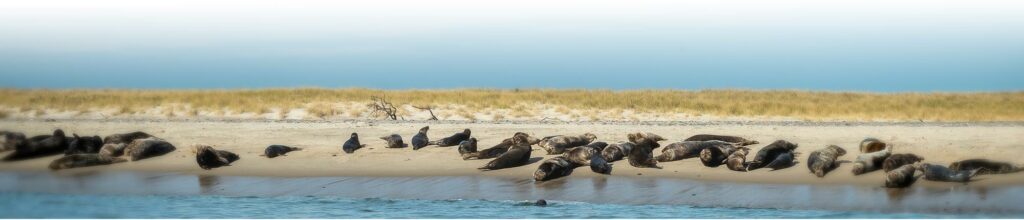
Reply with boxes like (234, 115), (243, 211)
(458, 138), (478, 156)
(851, 146), (891, 175)
(859, 138), (887, 153)
(684, 134), (759, 146)
(478, 135), (532, 170)
(103, 131), (154, 145)
(380, 134), (407, 148)
(656, 141), (717, 162)
(263, 145), (302, 158)
(539, 133), (597, 155)
(342, 133), (365, 154)
(462, 132), (535, 160)
(590, 151), (613, 174)
(65, 134), (104, 155)
(534, 199), (548, 206)
(882, 153), (924, 172)
(533, 156), (577, 181)
(627, 132), (663, 169)
(726, 146), (751, 172)
(3, 129), (68, 161)
(563, 142), (608, 166)
(429, 129), (471, 147)
(411, 126), (430, 150)
(124, 137), (176, 161)
(948, 159), (1022, 175)
(885, 164), (918, 188)
(699, 141), (742, 167)
(746, 140), (798, 171)
(195, 145), (240, 170)
(917, 162), (977, 183)
(48, 154), (127, 170)
(807, 145), (847, 177)
(600, 141), (633, 162)
(1, 131), (26, 152)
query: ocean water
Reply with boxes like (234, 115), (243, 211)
(0, 191), (993, 219)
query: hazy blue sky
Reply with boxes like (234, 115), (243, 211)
(1, 0), (1022, 91)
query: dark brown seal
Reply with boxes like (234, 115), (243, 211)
(342, 133), (365, 154)
(747, 140), (798, 171)
(600, 141), (632, 162)
(429, 129), (471, 147)
(263, 145), (301, 158)
(479, 135), (532, 170)
(627, 132), (663, 169)
(3, 129), (68, 161)
(124, 137), (176, 161)
(411, 126), (430, 150)
(195, 145), (240, 170)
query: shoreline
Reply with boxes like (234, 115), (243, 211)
(5, 118), (1024, 127)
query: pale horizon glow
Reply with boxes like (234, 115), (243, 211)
(1, 0), (1022, 91)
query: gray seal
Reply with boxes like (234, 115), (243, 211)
(859, 138), (887, 153)
(124, 137), (176, 161)
(562, 142), (608, 165)
(195, 145), (240, 170)
(747, 140), (798, 171)
(380, 134), (407, 148)
(429, 129), (471, 147)
(885, 164), (918, 188)
(684, 134), (759, 146)
(656, 141), (723, 162)
(462, 132), (534, 160)
(48, 154), (126, 170)
(99, 143), (128, 157)
(918, 163), (977, 183)
(807, 145), (847, 177)
(411, 126), (430, 150)
(949, 159), (1021, 175)
(882, 153), (923, 172)
(533, 156), (577, 181)
(263, 145), (301, 158)
(852, 146), (892, 175)
(600, 141), (632, 162)
(478, 135), (532, 170)
(458, 138), (478, 156)
(1, 131), (26, 152)
(65, 134), (103, 155)
(726, 146), (751, 172)
(539, 133), (597, 155)
(342, 133), (365, 154)
(627, 132), (663, 169)
(3, 129), (68, 161)
(699, 141), (742, 167)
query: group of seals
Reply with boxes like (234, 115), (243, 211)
(3, 129), (68, 161)
(479, 134), (533, 170)
(24, 130), (179, 170)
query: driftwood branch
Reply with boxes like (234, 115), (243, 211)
(413, 105), (439, 120)
(368, 95), (399, 120)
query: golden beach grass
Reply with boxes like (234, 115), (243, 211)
(1, 88), (1022, 121)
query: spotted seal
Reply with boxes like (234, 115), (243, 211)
(380, 134), (407, 148)
(726, 146), (751, 171)
(885, 164), (918, 188)
(539, 133), (597, 155)
(684, 134), (759, 146)
(806, 145), (847, 177)
(600, 141), (633, 162)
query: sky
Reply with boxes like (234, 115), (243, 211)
(0, 0), (1022, 91)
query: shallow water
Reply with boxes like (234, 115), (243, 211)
(1, 171), (1022, 218)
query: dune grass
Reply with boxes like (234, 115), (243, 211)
(1, 88), (1022, 121)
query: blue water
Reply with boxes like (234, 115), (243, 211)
(0, 191), (989, 218)
(1, 1), (1022, 91)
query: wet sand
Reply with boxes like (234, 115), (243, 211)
(1, 119), (1023, 188)
(1, 171), (1022, 215)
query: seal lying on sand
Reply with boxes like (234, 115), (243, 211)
(195, 145), (240, 170)
(104, 131), (153, 145)
(627, 132), (663, 169)
(263, 145), (301, 158)
(429, 129), (471, 147)
(48, 154), (127, 170)
(917, 163), (977, 183)
(99, 143), (128, 157)
(380, 134), (407, 148)
(342, 133), (365, 154)
(882, 154), (924, 172)
(726, 146), (751, 171)
(885, 164), (918, 188)
(601, 141), (632, 162)
(698, 141), (743, 167)
(590, 152), (613, 174)
(563, 142), (608, 165)
(656, 141), (723, 162)
(458, 138), (478, 156)
(479, 135), (532, 170)
(539, 133), (597, 155)
(462, 132), (534, 160)
(746, 140), (798, 171)
(1, 131), (26, 152)
(65, 134), (103, 155)
(124, 137), (176, 161)
(533, 156), (577, 181)
(852, 146), (892, 175)
(807, 145), (846, 177)
(859, 138), (887, 153)
(411, 126), (430, 150)
(684, 134), (759, 146)
(3, 129), (68, 161)
(948, 159), (1021, 175)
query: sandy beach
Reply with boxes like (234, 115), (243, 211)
(1, 118), (1022, 188)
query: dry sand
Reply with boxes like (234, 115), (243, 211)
(1, 119), (1022, 188)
